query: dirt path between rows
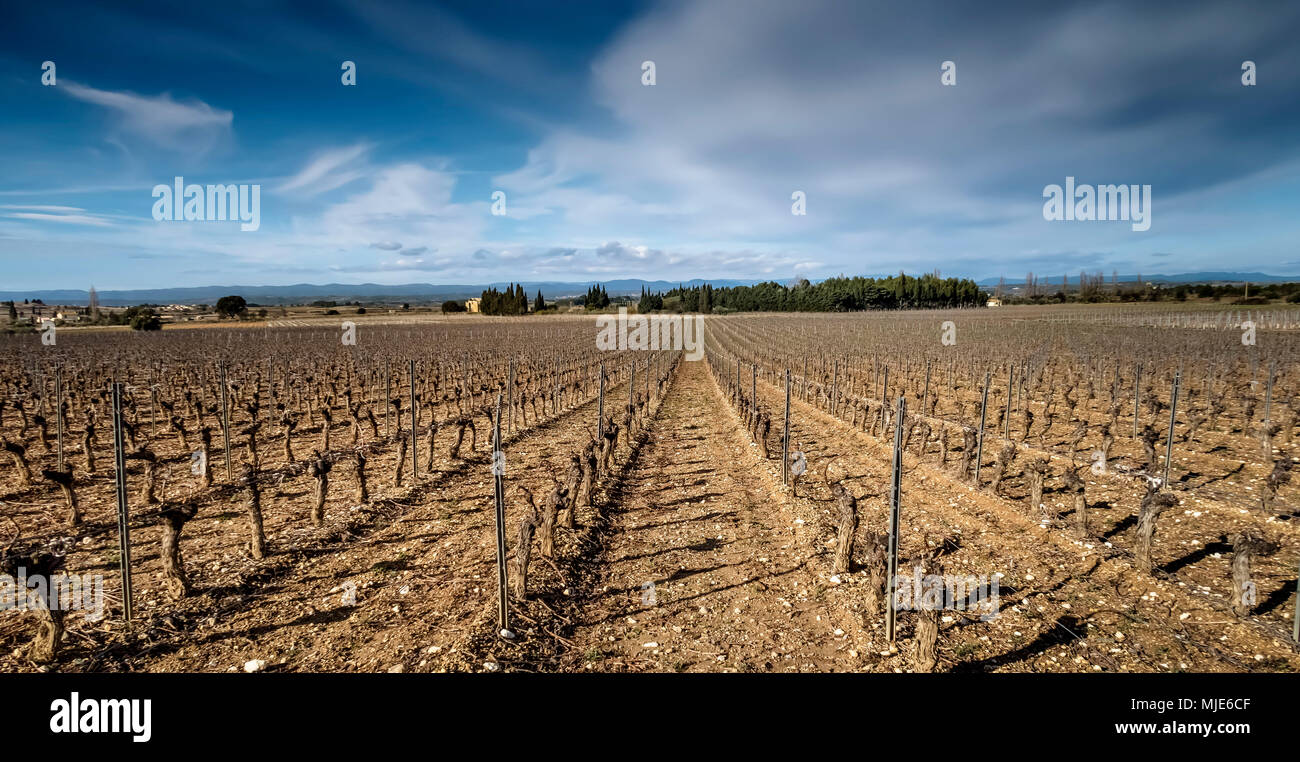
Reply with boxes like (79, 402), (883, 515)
(563, 359), (866, 672)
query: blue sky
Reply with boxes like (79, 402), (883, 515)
(1, 0), (1299, 290)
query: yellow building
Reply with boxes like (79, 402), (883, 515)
(464, 298), (481, 313)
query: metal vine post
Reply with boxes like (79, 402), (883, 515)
(1163, 368), (1181, 488)
(491, 391), (510, 638)
(782, 369), (791, 485)
(409, 358), (418, 479)
(111, 381), (133, 627)
(885, 395), (906, 642)
(220, 360), (232, 482)
(974, 371), (991, 484)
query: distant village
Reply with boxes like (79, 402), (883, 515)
(6, 276), (1297, 335)
(1, 284), (602, 333)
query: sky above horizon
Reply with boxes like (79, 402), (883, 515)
(1, 0), (1299, 291)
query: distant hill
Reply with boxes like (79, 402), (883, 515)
(0, 279), (766, 307)
(5, 272), (1297, 306)
(975, 272), (1300, 287)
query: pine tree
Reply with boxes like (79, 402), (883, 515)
(584, 284), (609, 310)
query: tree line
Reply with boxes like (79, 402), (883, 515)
(1005, 274), (1300, 305)
(476, 284), (548, 315)
(641, 273), (985, 313)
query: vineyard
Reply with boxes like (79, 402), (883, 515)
(1, 306), (1297, 673)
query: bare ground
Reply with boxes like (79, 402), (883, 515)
(564, 359), (867, 672)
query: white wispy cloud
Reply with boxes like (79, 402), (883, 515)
(277, 143), (373, 196)
(344, 0), (566, 95)
(6, 211), (114, 227)
(0, 204), (88, 213)
(61, 81), (233, 152)
(316, 163), (481, 251)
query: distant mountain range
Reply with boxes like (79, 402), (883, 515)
(2, 272), (1295, 306)
(0, 279), (766, 307)
(973, 271), (1300, 287)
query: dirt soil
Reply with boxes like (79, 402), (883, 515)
(740, 360), (1300, 672)
(4, 350), (1298, 673)
(562, 359), (866, 672)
